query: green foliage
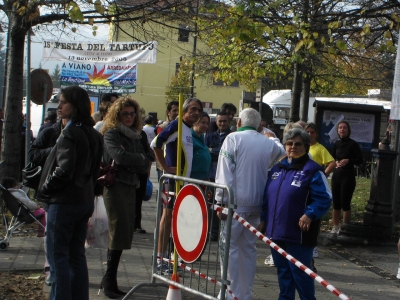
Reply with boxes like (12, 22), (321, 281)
(165, 58), (193, 104)
(51, 65), (61, 89)
(94, 0), (106, 15)
(197, 0), (400, 94)
(67, 1), (84, 23)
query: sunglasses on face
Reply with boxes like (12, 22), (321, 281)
(119, 112), (136, 118)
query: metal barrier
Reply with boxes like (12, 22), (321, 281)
(122, 174), (235, 300)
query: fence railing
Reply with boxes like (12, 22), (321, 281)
(122, 173), (235, 300)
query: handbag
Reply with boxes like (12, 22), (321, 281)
(85, 196), (109, 249)
(22, 162), (42, 189)
(97, 160), (117, 187)
(143, 178), (153, 201)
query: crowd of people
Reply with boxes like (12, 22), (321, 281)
(10, 87), (393, 300)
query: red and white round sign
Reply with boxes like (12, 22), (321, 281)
(172, 184), (209, 263)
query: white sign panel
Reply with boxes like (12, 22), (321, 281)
(42, 40), (157, 64)
(390, 30), (400, 120)
(320, 110), (375, 151)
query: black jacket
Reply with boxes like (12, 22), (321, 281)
(28, 120), (62, 166)
(37, 122), (103, 204)
(103, 128), (150, 186)
(38, 121), (57, 134)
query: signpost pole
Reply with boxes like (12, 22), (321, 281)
(25, 30), (32, 166)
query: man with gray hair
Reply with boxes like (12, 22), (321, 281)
(215, 108), (285, 300)
(151, 97), (203, 274)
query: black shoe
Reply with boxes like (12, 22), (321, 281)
(99, 283), (121, 299)
(114, 288), (126, 296)
(135, 228), (146, 233)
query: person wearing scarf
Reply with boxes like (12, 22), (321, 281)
(259, 128), (332, 300)
(99, 96), (151, 298)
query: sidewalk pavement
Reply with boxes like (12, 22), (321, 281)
(1, 165), (400, 299)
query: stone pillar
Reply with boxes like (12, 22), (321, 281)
(363, 145), (398, 233)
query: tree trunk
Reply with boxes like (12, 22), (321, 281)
(300, 0), (311, 123)
(300, 75), (311, 122)
(2, 15), (27, 180)
(290, 62), (302, 122)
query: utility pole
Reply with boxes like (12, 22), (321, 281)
(189, 0), (199, 98)
(25, 29), (32, 166)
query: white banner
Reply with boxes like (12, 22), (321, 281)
(390, 31), (400, 120)
(320, 110), (375, 151)
(42, 40), (157, 64)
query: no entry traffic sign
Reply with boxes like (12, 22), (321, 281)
(172, 184), (209, 263)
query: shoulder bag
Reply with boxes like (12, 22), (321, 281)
(97, 160), (117, 187)
(22, 162), (42, 190)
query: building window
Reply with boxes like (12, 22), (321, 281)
(213, 79), (239, 87)
(175, 63), (180, 76)
(178, 25), (189, 42)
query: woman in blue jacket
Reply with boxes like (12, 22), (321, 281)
(258, 128), (332, 300)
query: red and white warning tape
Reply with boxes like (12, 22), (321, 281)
(213, 205), (351, 300)
(160, 257), (239, 300)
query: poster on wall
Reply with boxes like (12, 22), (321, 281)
(319, 110), (375, 151)
(60, 62), (137, 93)
(43, 41), (157, 65)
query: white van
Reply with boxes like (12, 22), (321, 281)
(262, 90), (316, 127)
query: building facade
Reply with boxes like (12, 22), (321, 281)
(109, 16), (242, 121)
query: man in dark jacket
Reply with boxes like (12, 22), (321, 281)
(206, 111), (231, 240)
(38, 110), (58, 133)
(29, 119), (64, 169)
(206, 102), (237, 135)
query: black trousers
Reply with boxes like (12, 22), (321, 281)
(331, 170), (355, 211)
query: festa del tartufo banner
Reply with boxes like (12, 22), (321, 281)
(43, 40), (157, 64)
(60, 62), (137, 93)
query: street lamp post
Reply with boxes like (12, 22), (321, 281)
(25, 28), (34, 166)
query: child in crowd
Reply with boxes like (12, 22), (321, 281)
(1, 177), (46, 237)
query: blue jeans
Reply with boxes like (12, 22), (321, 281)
(271, 241), (315, 300)
(157, 168), (163, 182)
(46, 202), (94, 300)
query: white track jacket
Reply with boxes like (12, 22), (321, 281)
(215, 129), (285, 213)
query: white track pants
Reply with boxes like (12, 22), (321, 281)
(219, 211), (259, 300)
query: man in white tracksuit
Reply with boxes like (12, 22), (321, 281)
(215, 108), (285, 300)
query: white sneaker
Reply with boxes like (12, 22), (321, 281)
(313, 247), (319, 258)
(264, 255), (275, 266)
(330, 226), (340, 234)
(170, 253), (183, 263)
(397, 267), (400, 279)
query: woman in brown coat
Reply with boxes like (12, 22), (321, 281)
(99, 96), (150, 298)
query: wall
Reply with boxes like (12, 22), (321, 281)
(110, 19), (242, 121)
